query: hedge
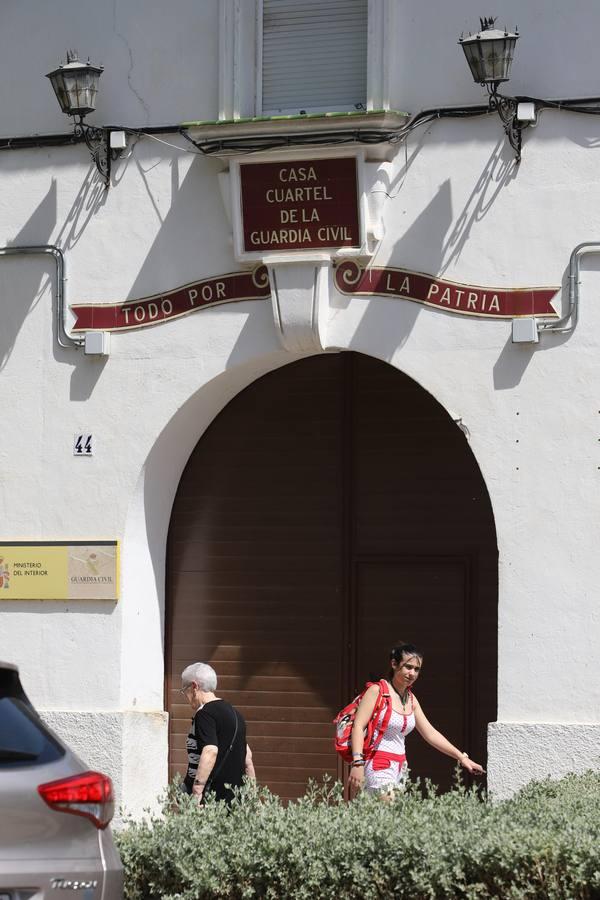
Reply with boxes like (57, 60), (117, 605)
(116, 772), (600, 899)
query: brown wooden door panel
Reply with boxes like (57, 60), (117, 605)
(170, 648), (335, 667)
(166, 353), (497, 798)
(166, 354), (344, 797)
(355, 558), (468, 792)
(168, 720), (333, 741)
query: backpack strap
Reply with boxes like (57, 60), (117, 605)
(365, 679), (392, 759)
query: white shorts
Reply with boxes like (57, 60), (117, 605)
(364, 759), (408, 795)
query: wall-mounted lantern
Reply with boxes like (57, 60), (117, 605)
(459, 17), (533, 163)
(46, 51), (111, 187)
(459, 16), (518, 85)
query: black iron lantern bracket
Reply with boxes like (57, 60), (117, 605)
(458, 18), (527, 162)
(486, 82), (524, 163)
(46, 51), (113, 187)
(73, 117), (111, 187)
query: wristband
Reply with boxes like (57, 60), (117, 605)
(350, 761), (365, 768)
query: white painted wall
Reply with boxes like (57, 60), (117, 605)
(1, 0), (220, 134)
(1, 1), (599, 815)
(390, 1), (598, 111)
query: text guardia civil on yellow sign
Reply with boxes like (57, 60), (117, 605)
(0, 542), (119, 600)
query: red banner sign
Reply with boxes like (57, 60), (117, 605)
(335, 261), (559, 318)
(70, 261), (560, 334)
(71, 268), (270, 332)
(240, 157), (361, 252)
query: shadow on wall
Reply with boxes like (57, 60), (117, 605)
(370, 132), (517, 280)
(492, 327), (570, 390)
(0, 164), (108, 373)
(116, 346), (292, 716)
(67, 147), (229, 401)
(52, 165), (109, 397)
(345, 134), (573, 387)
(117, 148), (227, 304)
(0, 180), (58, 372)
(340, 176), (453, 357)
(439, 137), (518, 274)
(373, 123), (432, 203)
(53, 166), (107, 253)
(2, 138), (216, 392)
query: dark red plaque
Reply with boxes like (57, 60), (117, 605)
(240, 157), (360, 252)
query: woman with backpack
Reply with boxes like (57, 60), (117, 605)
(347, 642), (485, 796)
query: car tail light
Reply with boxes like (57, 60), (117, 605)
(38, 770), (115, 829)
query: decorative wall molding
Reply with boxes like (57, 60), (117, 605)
(219, 148), (390, 353)
(218, 0), (258, 120)
(367, 0), (394, 111)
(267, 257), (329, 353)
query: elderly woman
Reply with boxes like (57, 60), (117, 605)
(348, 642), (485, 796)
(180, 662), (255, 803)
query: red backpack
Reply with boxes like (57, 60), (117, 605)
(333, 679), (392, 763)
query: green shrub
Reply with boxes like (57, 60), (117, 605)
(116, 772), (600, 900)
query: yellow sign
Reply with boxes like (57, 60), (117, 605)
(0, 542), (119, 600)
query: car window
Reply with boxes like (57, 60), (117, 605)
(0, 697), (65, 767)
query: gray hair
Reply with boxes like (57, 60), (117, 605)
(181, 662), (217, 692)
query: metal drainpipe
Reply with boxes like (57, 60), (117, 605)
(539, 242), (600, 335)
(0, 244), (82, 349)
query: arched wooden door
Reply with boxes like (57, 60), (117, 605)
(166, 353), (497, 799)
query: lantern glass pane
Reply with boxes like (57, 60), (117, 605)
(70, 71), (98, 115)
(48, 72), (68, 114)
(462, 35), (517, 84)
(47, 62), (102, 117)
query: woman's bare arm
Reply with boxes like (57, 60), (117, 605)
(413, 698), (485, 775)
(192, 744), (218, 801)
(245, 744), (256, 779)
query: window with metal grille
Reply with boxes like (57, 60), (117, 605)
(260, 0), (368, 115)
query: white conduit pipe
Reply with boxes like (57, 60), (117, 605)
(0, 244), (82, 349)
(540, 242), (600, 335)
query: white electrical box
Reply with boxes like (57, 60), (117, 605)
(109, 130), (127, 150)
(84, 331), (111, 355)
(517, 102), (537, 123)
(512, 317), (539, 343)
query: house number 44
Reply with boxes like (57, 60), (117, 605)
(73, 433), (94, 456)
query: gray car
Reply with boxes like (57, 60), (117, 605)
(0, 661), (123, 899)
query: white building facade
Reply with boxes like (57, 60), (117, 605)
(1, 0), (599, 816)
